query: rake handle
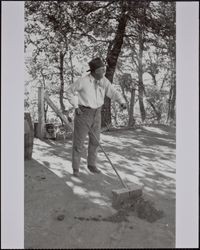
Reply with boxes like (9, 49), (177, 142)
(87, 124), (128, 189)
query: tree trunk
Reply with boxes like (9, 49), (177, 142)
(112, 104), (118, 127)
(138, 85), (146, 121)
(167, 45), (176, 123)
(128, 88), (136, 127)
(170, 81), (176, 120)
(101, 6), (129, 128)
(44, 103), (48, 123)
(59, 52), (65, 115)
(167, 82), (176, 122)
(24, 112), (34, 160)
(37, 87), (45, 139)
(152, 74), (157, 86)
(69, 51), (74, 84)
(120, 85), (130, 114)
(40, 71), (48, 123)
(101, 97), (111, 128)
(137, 33), (146, 122)
(147, 100), (161, 122)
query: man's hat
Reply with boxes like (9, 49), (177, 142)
(87, 57), (105, 72)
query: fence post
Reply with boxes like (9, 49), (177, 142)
(44, 91), (73, 132)
(24, 112), (34, 160)
(37, 86), (45, 139)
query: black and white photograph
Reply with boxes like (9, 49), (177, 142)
(1, 1), (199, 249)
(24, 1), (176, 248)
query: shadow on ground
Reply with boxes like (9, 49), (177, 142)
(25, 125), (176, 249)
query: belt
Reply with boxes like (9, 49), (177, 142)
(79, 105), (91, 109)
(79, 105), (102, 110)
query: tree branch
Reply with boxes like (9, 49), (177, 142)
(78, 1), (116, 17)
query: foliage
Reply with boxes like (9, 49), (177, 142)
(24, 1), (176, 127)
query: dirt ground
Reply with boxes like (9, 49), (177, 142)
(25, 125), (176, 249)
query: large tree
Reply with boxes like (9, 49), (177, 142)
(25, 1), (77, 120)
(25, 1), (176, 126)
(144, 1), (176, 123)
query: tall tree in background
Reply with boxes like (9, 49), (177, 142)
(69, 0), (152, 127)
(117, 1), (151, 122)
(25, 1), (176, 126)
(25, 1), (76, 119)
(144, 1), (176, 123)
(122, 1), (175, 123)
(102, 1), (130, 127)
(119, 73), (136, 126)
(164, 2), (176, 123)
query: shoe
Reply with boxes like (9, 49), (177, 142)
(88, 165), (101, 174)
(73, 170), (80, 177)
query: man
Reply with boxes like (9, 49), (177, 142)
(65, 57), (126, 177)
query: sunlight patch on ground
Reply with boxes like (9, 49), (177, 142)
(156, 190), (167, 196)
(49, 168), (64, 178)
(102, 151), (153, 174)
(155, 137), (176, 144)
(34, 139), (52, 148)
(101, 168), (144, 187)
(134, 172), (146, 178)
(96, 149), (175, 195)
(71, 176), (83, 183)
(33, 159), (64, 178)
(100, 134), (123, 144)
(143, 126), (169, 135)
(65, 181), (88, 197)
(101, 133), (141, 146)
(73, 186), (88, 197)
(31, 130), (176, 200)
(157, 146), (175, 154)
(125, 174), (144, 187)
(65, 181), (74, 188)
(90, 198), (108, 206)
(157, 158), (175, 167)
(103, 180), (112, 185)
(141, 155), (153, 160)
(65, 180), (109, 206)
(88, 191), (102, 198)
(157, 170), (175, 180)
(101, 152), (133, 166)
(143, 186), (154, 193)
(32, 156), (72, 178)
(33, 141), (72, 178)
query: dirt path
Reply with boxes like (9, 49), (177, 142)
(25, 125), (176, 249)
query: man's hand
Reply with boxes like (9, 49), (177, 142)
(75, 108), (83, 115)
(120, 103), (127, 110)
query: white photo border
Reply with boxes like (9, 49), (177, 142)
(1, 1), (199, 248)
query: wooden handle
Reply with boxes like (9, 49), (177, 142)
(87, 124), (128, 189)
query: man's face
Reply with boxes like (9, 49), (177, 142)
(94, 66), (106, 80)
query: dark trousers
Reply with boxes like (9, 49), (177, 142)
(72, 106), (101, 171)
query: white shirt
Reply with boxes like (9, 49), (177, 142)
(65, 73), (124, 109)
